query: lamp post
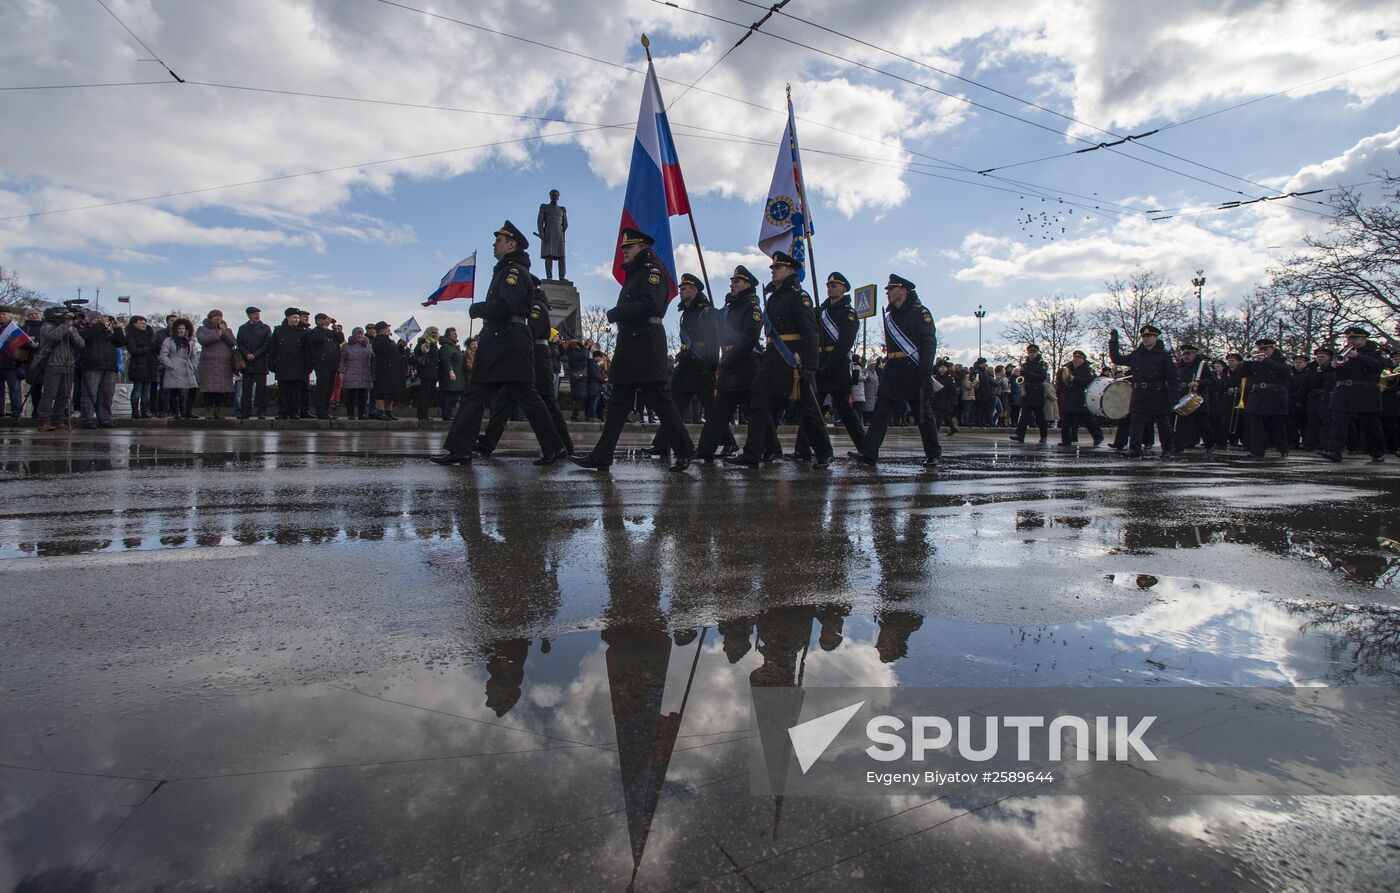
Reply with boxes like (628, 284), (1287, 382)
(974, 305), (987, 360)
(1191, 271), (1206, 343)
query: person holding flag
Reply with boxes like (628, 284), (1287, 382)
(572, 228), (694, 471)
(0, 306), (34, 418)
(422, 253), (476, 308)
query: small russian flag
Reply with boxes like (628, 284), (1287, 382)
(1, 320), (34, 359)
(422, 252), (477, 307)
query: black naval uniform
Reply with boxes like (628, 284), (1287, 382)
(1381, 357), (1399, 454)
(1013, 354), (1050, 441)
(582, 248), (694, 466)
(478, 283), (574, 456)
(1324, 341), (1388, 461)
(1300, 358), (1336, 451)
(1059, 361), (1103, 445)
(1239, 349), (1293, 457)
(858, 296), (940, 463)
(732, 275), (832, 465)
(1108, 331), (1179, 456)
(793, 291), (866, 457)
(650, 291), (725, 455)
(695, 286), (762, 460)
(1171, 355), (1217, 453)
(442, 251), (564, 461)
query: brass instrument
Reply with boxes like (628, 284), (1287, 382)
(1015, 375), (1025, 385)
(1058, 365), (1072, 386)
(1381, 369), (1400, 391)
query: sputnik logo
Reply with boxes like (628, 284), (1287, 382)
(788, 700), (865, 774)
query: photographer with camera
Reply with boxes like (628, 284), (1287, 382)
(33, 304), (86, 432)
(78, 310), (126, 428)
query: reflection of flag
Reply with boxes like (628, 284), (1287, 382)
(394, 316), (421, 342)
(0, 321), (34, 358)
(614, 58), (690, 298)
(758, 97), (814, 281)
(422, 252), (476, 307)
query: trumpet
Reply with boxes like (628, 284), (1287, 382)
(1015, 375), (1025, 385)
(1382, 369), (1400, 391)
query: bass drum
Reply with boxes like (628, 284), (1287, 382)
(1085, 377), (1131, 420)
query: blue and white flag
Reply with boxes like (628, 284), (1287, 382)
(757, 95), (814, 281)
(395, 316), (422, 342)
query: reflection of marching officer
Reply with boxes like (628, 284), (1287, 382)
(573, 228), (695, 472)
(1321, 326), (1388, 463)
(792, 272), (866, 458)
(1108, 324), (1180, 459)
(1057, 350), (1103, 447)
(725, 252), (833, 469)
(851, 274), (940, 466)
(433, 221), (566, 466)
(647, 273), (720, 461)
(695, 266), (762, 461)
(1239, 337), (1292, 458)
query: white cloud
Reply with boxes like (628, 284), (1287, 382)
(890, 247), (927, 267)
(674, 243), (771, 290)
(203, 264), (281, 284)
(104, 248), (168, 264)
(1279, 124), (1400, 192)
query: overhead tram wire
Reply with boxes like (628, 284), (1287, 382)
(666, 0), (793, 110)
(0, 80), (175, 91)
(726, 0), (1400, 206)
(94, 0), (184, 83)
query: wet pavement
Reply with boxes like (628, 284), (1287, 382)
(2, 427), (1399, 891)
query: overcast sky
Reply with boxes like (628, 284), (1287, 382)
(3, 0), (1399, 361)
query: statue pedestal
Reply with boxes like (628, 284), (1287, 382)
(540, 279), (581, 341)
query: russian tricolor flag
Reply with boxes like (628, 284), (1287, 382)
(614, 59), (690, 298)
(1, 320), (34, 359)
(422, 252), (477, 307)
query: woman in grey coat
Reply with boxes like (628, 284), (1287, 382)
(338, 327), (374, 420)
(196, 310), (238, 417)
(160, 318), (200, 418)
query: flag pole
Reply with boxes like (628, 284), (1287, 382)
(786, 85), (818, 288)
(643, 35), (712, 293)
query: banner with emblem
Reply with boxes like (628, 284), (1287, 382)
(758, 93), (814, 281)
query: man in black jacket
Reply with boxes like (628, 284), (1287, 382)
(849, 273), (939, 467)
(695, 266), (762, 461)
(793, 271), (866, 458)
(1239, 337), (1293, 458)
(565, 339), (589, 420)
(725, 252), (832, 469)
(236, 306), (272, 419)
(646, 272), (717, 460)
(78, 311), (125, 428)
(432, 221), (565, 466)
(573, 228), (693, 471)
(1010, 343), (1049, 443)
(1302, 346), (1336, 451)
(476, 276), (574, 457)
(1170, 343), (1216, 456)
(1321, 326), (1388, 463)
(269, 307), (310, 419)
(1108, 324), (1180, 459)
(1058, 350), (1103, 447)
(306, 313), (341, 420)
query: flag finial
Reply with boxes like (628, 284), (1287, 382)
(641, 33), (650, 48)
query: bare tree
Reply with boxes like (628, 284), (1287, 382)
(0, 263), (47, 312)
(578, 305), (617, 355)
(1267, 174), (1400, 347)
(999, 291), (1086, 370)
(1087, 269), (1191, 346)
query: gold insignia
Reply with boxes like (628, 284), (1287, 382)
(648, 272), (661, 285)
(846, 311), (856, 321)
(802, 297), (812, 307)
(922, 310), (932, 322)
(506, 273), (519, 286)
(752, 311), (762, 322)
(530, 309), (540, 319)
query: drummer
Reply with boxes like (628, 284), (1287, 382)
(1057, 350), (1103, 448)
(1108, 324), (1180, 459)
(1170, 343), (1219, 459)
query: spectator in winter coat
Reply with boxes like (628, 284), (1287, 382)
(124, 316), (160, 418)
(338, 328), (374, 420)
(438, 328), (465, 421)
(412, 327), (441, 420)
(0, 307), (22, 418)
(235, 307), (272, 419)
(196, 311), (238, 418)
(371, 323), (404, 420)
(268, 307), (311, 419)
(77, 311), (126, 428)
(35, 308), (85, 431)
(159, 318), (200, 419)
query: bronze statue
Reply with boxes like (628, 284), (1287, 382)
(537, 189), (568, 280)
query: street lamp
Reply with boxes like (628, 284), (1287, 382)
(974, 305), (987, 359)
(1191, 271), (1206, 340)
